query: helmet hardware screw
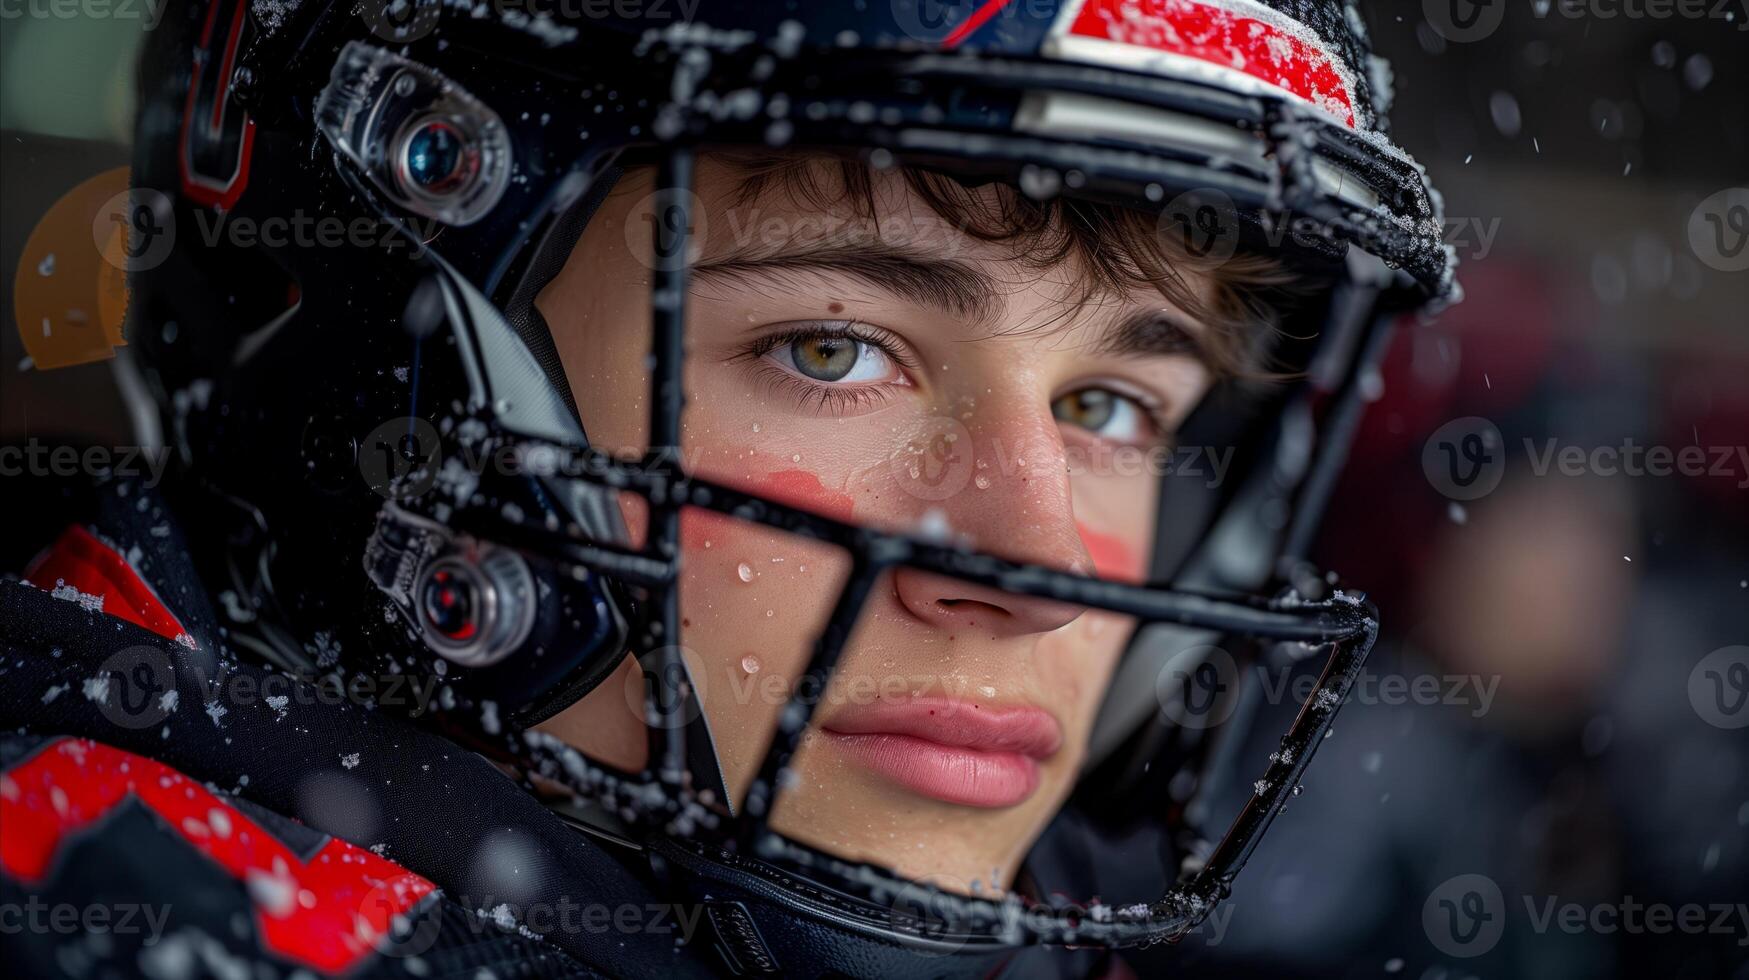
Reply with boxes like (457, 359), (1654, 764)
(230, 66), (257, 108)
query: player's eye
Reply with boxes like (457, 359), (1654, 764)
(1052, 387), (1157, 444)
(768, 333), (902, 384)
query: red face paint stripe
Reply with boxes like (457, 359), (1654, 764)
(23, 524), (193, 646)
(1076, 522), (1145, 584)
(1063, 0), (1357, 128)
(759, 469), (858, 524)
(0, 738), (436, 973)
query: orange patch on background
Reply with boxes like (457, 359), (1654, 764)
(1077, 522), (1145, 583)
(14, 167), (132, 370)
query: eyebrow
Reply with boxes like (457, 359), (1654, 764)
(689, 241), (1000, 326)
(689, 240), (1212, 366)
(1087, 309), (1207, 361)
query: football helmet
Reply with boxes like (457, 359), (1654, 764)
(121, 0), (1455, 972)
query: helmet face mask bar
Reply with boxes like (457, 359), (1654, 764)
(126, 0), (1454, 966)
(478, 403), (1381, 950)
(352, 143), (1390, 950)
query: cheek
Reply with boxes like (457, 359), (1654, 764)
(665, 470), (852, 791)
(622, 446), (861, 548)
(681, 508), (726, 551)
(1034, 614), (1132, 721)
(670, 465), (860, 552)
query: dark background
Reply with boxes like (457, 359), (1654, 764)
(2, 3), (1745, 978)
(1160, 5), (1749, 980)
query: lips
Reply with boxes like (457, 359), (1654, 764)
(821, 699), (1063, 808)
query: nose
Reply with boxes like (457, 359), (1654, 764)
(891, 567), (1086, 637)
(888, 399), (1092, 638)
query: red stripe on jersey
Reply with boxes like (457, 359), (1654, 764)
(1, 739), (436, 974)
(1065, 0), (1357, 127)
(24, 524), (194, 646)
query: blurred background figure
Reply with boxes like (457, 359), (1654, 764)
(2, 3), (1744, 978)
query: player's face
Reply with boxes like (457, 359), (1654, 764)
(535, 157), (1216, 888)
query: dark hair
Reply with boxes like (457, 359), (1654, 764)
(718, 152), (1305, 378)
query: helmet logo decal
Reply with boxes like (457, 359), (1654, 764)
(178, 0), (257, 209)
(1046, 0), (1359, 128)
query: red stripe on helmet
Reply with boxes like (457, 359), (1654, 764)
(1, 738), (436, 974)
(1062, 0), (1358, 127)
(942, 0), (1018, 48)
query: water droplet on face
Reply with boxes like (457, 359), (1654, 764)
(752, 422), (761, 433)
(765, 609), (775, 617)
(976, 685), (997, 699)
(735, 562), (756, 583)
(974, 475), (991, 490)
(791, 454), (801, 463)
(741, 655), (761, 674)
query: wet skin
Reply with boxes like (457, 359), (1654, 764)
(535, 158), (1216, 889)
